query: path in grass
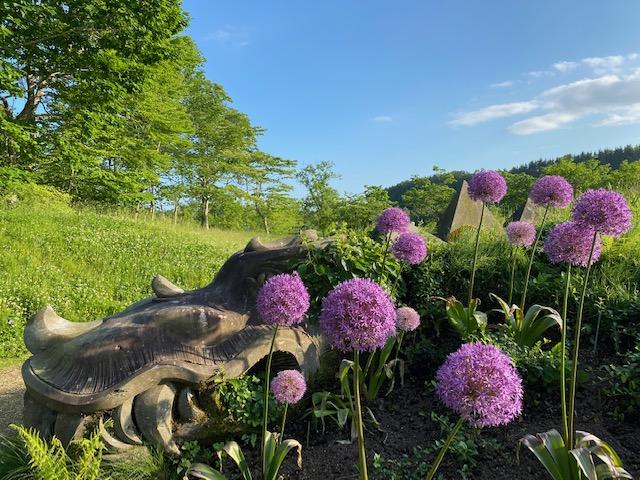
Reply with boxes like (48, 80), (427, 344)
(0, 363), (24, 435)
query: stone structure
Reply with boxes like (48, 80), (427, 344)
(436, 180), (502, 241)
(513, 197), (544, 225)
(21, 234), (325, 455)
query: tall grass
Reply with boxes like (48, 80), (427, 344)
(0, 205), (260, 358)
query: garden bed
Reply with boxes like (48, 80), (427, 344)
(229, 372), (639, 480)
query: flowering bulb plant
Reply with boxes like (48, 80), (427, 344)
(466, 170), (507, 303)
(190, 275), (310, 480)
(520, 189), (633, 480)
(426, 343), (523, 480)
(520, 175), (573, 310)
(320, 278), (396, 480)
(256, 272), (309, 477)
(506, 221), (536, 305)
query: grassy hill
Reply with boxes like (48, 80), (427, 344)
(0, 204), (261, 358)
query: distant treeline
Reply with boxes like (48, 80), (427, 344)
(510, 144), (640, 176)
(387, 149), (640, 231)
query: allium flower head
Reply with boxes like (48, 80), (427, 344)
(467, 170), (507, 203)
(271, 370), (307, 404)
(506, 221), (536, 248)
(391, 232), (427, 264)
(544, 221), (602, 267)
(436, 343), (523, 427)
(319, 278), (396, 352)
(376, 207), (410, 235)
(256, 272), (310, 326)
(529, 175), (573, 208)
(571, 188), (632, 237)
(396, 306), (420, 332)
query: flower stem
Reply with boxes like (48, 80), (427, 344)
(568, 231), (597, 448)
(508, 247), (518, 305)
(353, 350), (368, 480)
(379, 233), (392, 284)
(279, 402), (289, 443)
(560, 264), (571, 444)
(468, 202), (485, 304)
(520, 205), (549, 310)
(425, 416), (465, 480)
(261, 325), (279, 477)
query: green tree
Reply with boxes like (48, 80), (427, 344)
(341, 185), (392, 231)
(1, 0), (187, 167)
(181, 74), (258, 229)
(401, 176), (455, 231)
(501, 172), (535, 216)
(544, 156), (611, 193)
(296, 161), (342, 233)
(235, 151), (297, 234)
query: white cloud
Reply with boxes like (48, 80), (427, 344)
(582, 55), (625, 73)
(205, 26), (251, 47)
(509, 113), (578, 135)
(491, 80), (514, 88)
(450, 101), (538, 126)
(372, 115), (393, 122)
(598, 103), (640, 126)
(527, 70), (555, 79)
(553, 61), (578, 73)
(451, 55), (640, 135)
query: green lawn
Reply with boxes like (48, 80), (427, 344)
(0, 205), (262, 358)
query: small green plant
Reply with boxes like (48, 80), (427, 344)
(491, 294), (562, 348)
(8, 423), (104, 480)
(440, 297), (487, 339)
(188, 432), (302, 480)
(520, 429), (632, 480)
(371, 412), (503, 480)
(210, 374), (281, 446)
(602, 344), (640, 419)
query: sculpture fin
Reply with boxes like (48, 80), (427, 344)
(24, 305), (102, 354)
(151, 275), (185, 298)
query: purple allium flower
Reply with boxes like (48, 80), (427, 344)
(506, 221), (536, 248)
(391, 232), (427, 264)
(271, 370), (307, 405)
(319, 278), (396, 352)
(436, 343), (523, 427)
(571, 188), (633, 237)
(376, 207), (410, 235)
(396, 306), (420, 332)
(467, 170), (507, 204)
(544, 221), (602, 267)
(529, 175), (574, 208)
(256, 272), (310, 326)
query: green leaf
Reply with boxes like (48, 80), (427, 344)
(188, 463), (229, 480)
(222, 441), (252, 480)
(519, 431), (567, 480)
(265, 435), (302, 480)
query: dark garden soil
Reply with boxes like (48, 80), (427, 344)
(227, 359), (640, 480)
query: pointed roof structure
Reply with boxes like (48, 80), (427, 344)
(436, 180), (502, 241)
(514, 197), (544, 225)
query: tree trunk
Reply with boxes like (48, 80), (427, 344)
(173, 203), (179, 224)
(201, 197), (210, 230)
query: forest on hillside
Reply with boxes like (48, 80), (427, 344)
(2, 1), (640, 236)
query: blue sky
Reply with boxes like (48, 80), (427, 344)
(183, 0), (640, 194)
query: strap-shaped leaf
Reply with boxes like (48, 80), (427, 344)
(264, 432), (277, 476)
(571, 447), (598, 480)
(539, 429), (572, 480)
(265, 438), (302, 480)
(519, 432), (566, 480)
(223, 441), (252, 480)
(188, 463), (229, 480)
